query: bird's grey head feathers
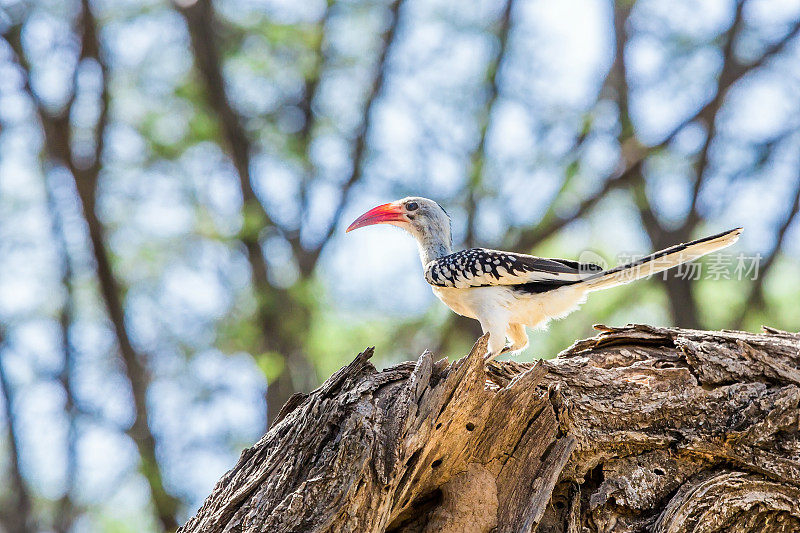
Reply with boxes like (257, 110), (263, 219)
(393, 197), (453, 264)
(346, 196), (453, 264)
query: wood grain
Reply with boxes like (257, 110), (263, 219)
(180, 324), (800, 532)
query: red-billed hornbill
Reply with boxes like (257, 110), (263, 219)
(347, 197), (741, 360)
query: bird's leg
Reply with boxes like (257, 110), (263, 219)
(480, 319), (509, 361)
(505, 323), (528, 353)
(494, 324), (529, 358)
(484, 342), (506, 361)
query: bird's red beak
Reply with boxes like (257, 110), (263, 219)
(346, 202), (406, 232)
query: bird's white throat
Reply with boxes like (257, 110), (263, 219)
(416, 237), (452, 267)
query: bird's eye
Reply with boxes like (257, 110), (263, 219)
(406, 201), (419, 211)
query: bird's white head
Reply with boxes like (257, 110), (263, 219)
(346, 196), (453, 265)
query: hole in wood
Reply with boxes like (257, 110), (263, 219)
(431, 459), (443, 469)
(435, 423), (442, 429)
(555, 501), (565, 509)
(654, 468), (665, 476)
(465, 422), (475, 431)
(404, 450), (421, 468)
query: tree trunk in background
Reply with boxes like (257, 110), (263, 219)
(661, 275), (702, 329)
(180, 325), (800, 532)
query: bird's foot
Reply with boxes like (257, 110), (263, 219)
(484, 344), (513, 361)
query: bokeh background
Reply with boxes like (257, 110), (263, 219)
(1, 0), (799, 530)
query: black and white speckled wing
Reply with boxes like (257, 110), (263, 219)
(424, 248), (602, 290)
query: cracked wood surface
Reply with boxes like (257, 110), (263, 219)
(180, 324), (800, 532)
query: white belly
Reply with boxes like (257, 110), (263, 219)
(431, 284), (589, 329)
(431, 286), (502, 320)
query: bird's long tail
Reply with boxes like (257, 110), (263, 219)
(580, 227), (742, 292)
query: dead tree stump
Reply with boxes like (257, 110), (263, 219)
(180, 324), (800, 533)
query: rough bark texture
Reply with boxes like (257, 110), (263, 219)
(180, 324), (800, 533)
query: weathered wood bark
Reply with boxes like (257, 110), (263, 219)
(180, 324), (800, 533)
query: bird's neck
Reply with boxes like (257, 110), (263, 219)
(417, 237), (452, 266)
